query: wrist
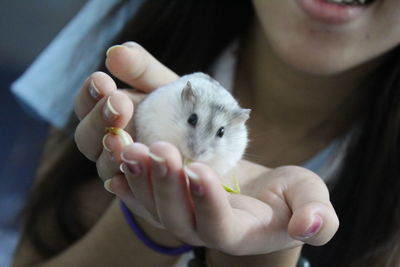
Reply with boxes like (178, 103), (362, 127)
(119, 201), (188, 249)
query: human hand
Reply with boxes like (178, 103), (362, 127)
(74, 42), (179, 182)
(74, 42), (338, 255)
(113, 141), (338, 255)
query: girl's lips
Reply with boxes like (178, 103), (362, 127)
(296, 0), (369, 24)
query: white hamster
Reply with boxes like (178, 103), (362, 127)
(134, 72), (250, 177)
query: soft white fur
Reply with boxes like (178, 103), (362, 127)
(134, 72), (249, 176)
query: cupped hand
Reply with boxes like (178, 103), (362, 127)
(73, 42), (339, 256)
(74, 42), (179, 179)
(112, 141), (338, 255)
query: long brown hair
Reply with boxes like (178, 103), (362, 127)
(24, 1), (400, 266)
(303, 46), (400, 266)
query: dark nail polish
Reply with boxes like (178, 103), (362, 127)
(88, 80), (102, 100)
(126, 162), (141, 176)
(301, 215), (323, 239)
(190, 181), (205, 196)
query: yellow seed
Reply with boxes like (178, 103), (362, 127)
(222, 174), (241, 194)
(183, 157), (193, 166)
(105, 127), (133, 146)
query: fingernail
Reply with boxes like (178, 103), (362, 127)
(103, 96), (120, 122)
(102, 134), (112, 152)
(148, 152), (165, 163)
(104, 179), (115, 194)
(121, 153), (141, 176)
(119, 163), (125, 173)
(184, 166), (204, 196)
(300, 215), (323, 239)
(127, 161), (141, 176)
(148, 152), (167, 177)
(88, 80), (102, 100)
(106, 45), (125, 57)
(122, 41), (141, 48)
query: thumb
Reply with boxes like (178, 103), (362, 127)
(278, 167), (339, 246)
(106, 42), (179, 93)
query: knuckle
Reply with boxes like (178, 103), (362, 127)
(74, 91), (89, 121)
(74, 125), (86, 156)
(96, 158), (110, 181)
(275, 165), (322, 184)
(95, 152), (122, 182)
(76, 93), (94, 120)
(130, 49), (151, 82)
(89, 109), (106, 133)
(74, 122), (101, 161)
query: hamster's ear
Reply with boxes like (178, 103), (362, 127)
(232, 108), (251, 124)
(181, 81), (197, 106)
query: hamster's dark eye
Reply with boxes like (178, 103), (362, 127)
(187, 113), (198, 127)
(216, 127), (225, 138)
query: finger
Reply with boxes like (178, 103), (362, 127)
(121, 143), (157, 220)
(105, 42), (179, 92)
(184, 163), (238, 250)
(119, 88), (147, 107)
(96, 133), (133, 181)
(276, 166), (339, 246)
(148, 142), (201, 245)
(110, 174), (164, 228)
(75, 91), (133, 161)
(74, 71), (117, 120)
(119, 89), (147, 136)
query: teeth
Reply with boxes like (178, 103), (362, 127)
(326, 0), (370, 5)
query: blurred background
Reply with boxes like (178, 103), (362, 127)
(0, 1), (86, 265)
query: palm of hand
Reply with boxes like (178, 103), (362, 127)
(74, 42), (338, 256)
(114, 140), (336, 255)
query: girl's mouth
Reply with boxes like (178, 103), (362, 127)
(296, 0), (376, 24)
(324, 0), (374, 6)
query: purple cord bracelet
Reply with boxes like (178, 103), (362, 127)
(119, 200), (194, 255)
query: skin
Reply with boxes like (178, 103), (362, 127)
(14, 0), (400, 265)
(13, 45), (337, 267)
(74, 44), (338, 252)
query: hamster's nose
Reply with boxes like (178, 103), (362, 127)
(192, 149), (207, 160)
(188, 140), (204, 158)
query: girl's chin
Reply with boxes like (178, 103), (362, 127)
(270, 36), (376, 76)
(284, 57), (353, 76)
(272, 46), (354, 76)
